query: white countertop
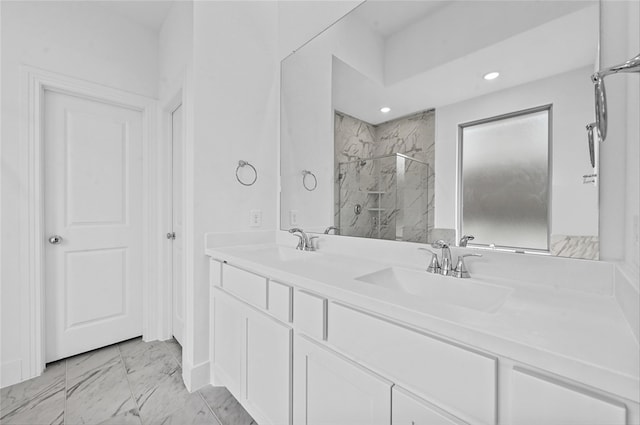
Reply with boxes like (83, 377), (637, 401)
(205, 242), (639, 403)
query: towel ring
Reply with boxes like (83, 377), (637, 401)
(302, 170), (317, 191)
(236, 160), (257, 186)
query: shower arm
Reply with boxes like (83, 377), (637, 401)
(592, 53), (640, 80)
(590, 53), (640, 143)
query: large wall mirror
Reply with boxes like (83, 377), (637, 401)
(281, 0), (600, 260)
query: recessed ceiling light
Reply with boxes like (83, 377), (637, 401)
(380, 107), (391, 113)
(483, 71), (500, 81)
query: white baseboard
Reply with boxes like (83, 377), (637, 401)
(182, 360), (210, 392)
(1, 359), (22, 388)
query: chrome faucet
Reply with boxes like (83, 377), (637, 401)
(289, 228), (316, 251)
(324, 226), (339, 235)
(458, 235), (475, 247)
(453, 254), (482, 278)
(431, 240), (453, 276)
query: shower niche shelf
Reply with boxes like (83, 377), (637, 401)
(366, 191), (386, 213)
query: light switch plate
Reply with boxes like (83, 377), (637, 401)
(250, 210), (262, 227)
(289, 210), (299, 226)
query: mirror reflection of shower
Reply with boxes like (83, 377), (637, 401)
(333, 109), (436, 243)
(336, 153), (431, 243)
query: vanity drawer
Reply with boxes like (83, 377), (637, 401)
(510, 367), (626, 425)
(221, 264), (267, 309)
(268, 280), (292, 323)
(328, 302), (497, 425)
(209, 259), (222, 287)
(293, 290), (327, 340)
(392, 386), (465, 425)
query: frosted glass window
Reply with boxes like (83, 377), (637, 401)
(460, 107), (550, 251)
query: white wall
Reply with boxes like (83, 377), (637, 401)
(158, 2), (193, 101)
(0, 1), (159, 387)
(188, 0), (279, 381)
(599, 1), (633, 264)
(623, 0), (640, 277)
(598, 0), (640, 276)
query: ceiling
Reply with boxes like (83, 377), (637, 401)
(333, 2), (598, 125)
(354, 1), (448, 38)
(92, 0), (174, 32)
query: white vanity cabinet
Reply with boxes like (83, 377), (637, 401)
(211, 267), (292, 425)
(245, 305), (291, 425)
(208, 258), (639, 425)
(221, 262), (268, 308)
(510, 367), (627, 425)
(293, 334), (392, 425)
(392, 386), (466, 425)
(294, 289), (327, 341)
(211, 285), (244, 396)
(328, 302), (497, 425)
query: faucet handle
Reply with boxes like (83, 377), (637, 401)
(418, 248), (440, 274)
(453, 254), (482, 278)
(431, 239), (449, 249)
(307, 236), (319, 251)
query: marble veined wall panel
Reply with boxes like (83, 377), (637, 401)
(334, 110), (435, 242)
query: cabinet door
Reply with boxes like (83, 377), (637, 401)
(212, 288), (245, 397)
(511, 368), (626, 425)
(392, 387), (464, 425)
(329, 302), (496, 424)
(294, 335), (392, 425)
(246, 309), (292, 425)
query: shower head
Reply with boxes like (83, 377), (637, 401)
(590, 53), (640, 142)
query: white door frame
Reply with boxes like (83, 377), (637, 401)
(158, 85), (186, 343)
(158, 70), (203, 391)
(20, 66), (159, 380)
(158, 75), (204, 391)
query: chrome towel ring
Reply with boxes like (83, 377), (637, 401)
(302, 170), (317, 191)
(236, 160), (257, 186)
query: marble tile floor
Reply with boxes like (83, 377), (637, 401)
(0, 338), (256, 425)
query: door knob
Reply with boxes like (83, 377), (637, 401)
(166, 232), (176, 240)
(48, 235), (63, 245)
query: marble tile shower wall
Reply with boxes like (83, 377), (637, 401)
(334, 110), (435, 242)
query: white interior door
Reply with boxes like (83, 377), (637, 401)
(171, 104), (185, 346)
(44, 90), (143, 362)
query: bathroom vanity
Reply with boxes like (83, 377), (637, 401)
(206, 237), (639, 425)
(212, 4), (640, 422)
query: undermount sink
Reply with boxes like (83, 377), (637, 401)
(355, 267), (512, 313)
